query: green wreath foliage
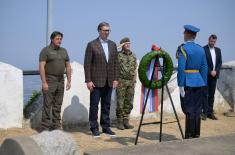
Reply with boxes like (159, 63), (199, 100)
(138, 50), (173, 89)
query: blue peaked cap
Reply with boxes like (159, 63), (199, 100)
(184, 25), (200, 33)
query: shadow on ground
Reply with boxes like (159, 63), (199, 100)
(105, 136), (136, 146)
(105, 130), (179, 146)
(136, 130), (179, 141)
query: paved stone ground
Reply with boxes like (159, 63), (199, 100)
(1, 114), (235, 154)
(84, 134), (235, 155)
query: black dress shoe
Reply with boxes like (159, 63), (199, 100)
(207, 114), (218, 120)
(91, 129), (101, 138)
(103, 128), (116, 137)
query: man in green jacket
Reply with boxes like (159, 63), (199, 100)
(39, 31), (71, 131)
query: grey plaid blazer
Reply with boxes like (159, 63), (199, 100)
(84, 38), (119, 87)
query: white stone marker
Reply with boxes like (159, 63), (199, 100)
(0, 62), (23, 129)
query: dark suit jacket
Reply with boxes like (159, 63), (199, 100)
(204, 45), (222, 78)
(84, 38), (119, 87)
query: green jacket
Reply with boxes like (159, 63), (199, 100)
(118, 50), (137, 80)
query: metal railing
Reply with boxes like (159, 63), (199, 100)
(23, 66), (233, 76)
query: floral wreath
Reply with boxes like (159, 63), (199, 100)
(138, 45), (173, 89)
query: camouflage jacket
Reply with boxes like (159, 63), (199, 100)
(118, 50), (137, 80)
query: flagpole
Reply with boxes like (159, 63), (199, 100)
(46, 0), (52, 45)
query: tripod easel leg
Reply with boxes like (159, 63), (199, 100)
(135, 56), (184, 145)
(159, 59), (165, 142)
(135, 57), (159, 145)
(165, 85), (185, 139)
(157, 57), (184, 140)
(135, 88), (151, 145)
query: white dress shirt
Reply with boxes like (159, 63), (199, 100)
(209, 46), (216, 70)
(99, 38), (109, 62)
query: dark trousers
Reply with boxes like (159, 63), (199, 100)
(207, 76), (217, 115)
(182, 87), (204, 139)
(41, 75), (64, 130)
(202, 86), (208, 114)
(89, 83), (112, 131)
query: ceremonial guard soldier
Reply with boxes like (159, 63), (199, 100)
(177, 25), (208, 139)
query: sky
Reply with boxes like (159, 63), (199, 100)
(0, 0), (235, 70)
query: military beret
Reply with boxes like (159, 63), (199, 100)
(120, 37), (130, 44)
(117, 37), (131, 49)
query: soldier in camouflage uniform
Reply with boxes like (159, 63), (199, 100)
(116, 37), (137, 130)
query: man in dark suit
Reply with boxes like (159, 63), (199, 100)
(84, 22), (119, 138)
(202, 34), (222, 120)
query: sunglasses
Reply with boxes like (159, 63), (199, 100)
(101, 29), (111, 32)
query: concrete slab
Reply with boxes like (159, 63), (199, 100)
(84, 134), (235, 155)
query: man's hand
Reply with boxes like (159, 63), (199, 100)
(39, 61), (48, 92)
(179, 87), (185, 98)
(211, 70), (217, 77)
(42, 82), (49, 92)
(66, 82), (71, 91)
(87, 81), (95, 91)
(113, 80), (118, 88)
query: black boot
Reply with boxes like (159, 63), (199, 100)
(123, 119), (134, 129)
(116, 119), (125, 130)
(201, 113), (207, 120)
(194, 117), (201, 138)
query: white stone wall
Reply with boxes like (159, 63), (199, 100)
(217, 61), (235, 111)
(160, 72), (231, 114)
(0, 62), (23, 129)
(161, 73), (183, 114)
(61, 61), (231, 125)
(61, 62), (153, 125)
(0, 60), (232, 128)
(61, 62), (90, 125)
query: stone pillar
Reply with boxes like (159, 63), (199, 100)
(0, 62), (23, 129)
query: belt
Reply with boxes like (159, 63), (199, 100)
(184, 69), (199, 73)
(46, 74), (64, 80)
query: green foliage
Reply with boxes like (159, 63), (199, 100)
(23, 90), (41, 115)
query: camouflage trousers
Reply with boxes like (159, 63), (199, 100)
(116, 79), (135, 120)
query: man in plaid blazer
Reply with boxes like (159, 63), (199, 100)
(84, 22), (119, 138)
